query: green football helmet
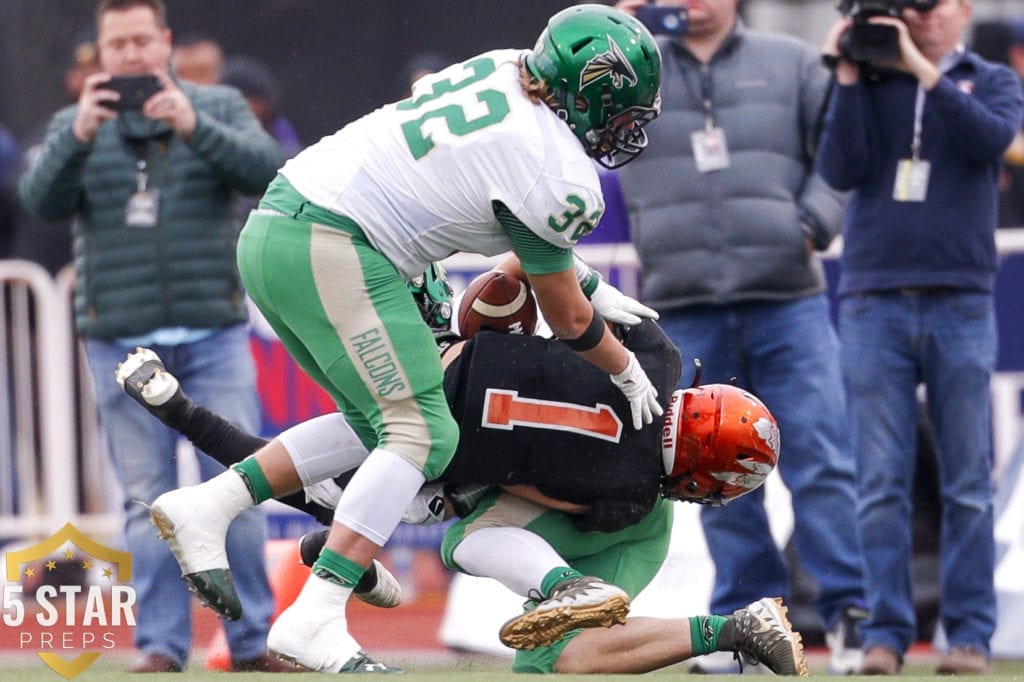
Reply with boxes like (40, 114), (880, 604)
(525, 4), (662, 169)
(408, 262), (454, 337)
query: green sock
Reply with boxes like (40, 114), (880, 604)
(540, 567), (584, 598)
(311, 548), (365, 588)
(689, 615), (730, 656)
(231, 458), (273, 503)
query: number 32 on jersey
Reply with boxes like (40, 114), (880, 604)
(398, 57), (510, 160)
(397, 56), (603, 242)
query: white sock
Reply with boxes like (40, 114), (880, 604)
(200, 469), (254, 520)
(452, 526), (567, 597)
(296, 571), (354, 612)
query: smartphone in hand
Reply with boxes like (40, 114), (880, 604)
(100, 75), (163, 111)
(637, 6), (688, 37)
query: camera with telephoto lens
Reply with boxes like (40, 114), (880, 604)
(836, 0), (938, 63)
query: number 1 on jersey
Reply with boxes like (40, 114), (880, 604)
(482, 389), (623, 443)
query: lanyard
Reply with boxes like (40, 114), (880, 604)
(123, 134), (170, 193)
(124, 138), (150, 193)
(679, 59), (717, 132)
(911, 85), (925, 161)
(909, 45), (965, 161)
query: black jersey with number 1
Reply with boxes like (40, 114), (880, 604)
(439, 319), (682, 532)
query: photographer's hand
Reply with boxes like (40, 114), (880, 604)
(613, 0), (646, 17)
(869, 16), (941, 89)
(142, 70), (198, 140)
(822, 18), (859, 85)
(72, 72), (118, 144)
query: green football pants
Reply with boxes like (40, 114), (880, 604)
(441, 492), (674, 673)
(237, 211), (458, 479)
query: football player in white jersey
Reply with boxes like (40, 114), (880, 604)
(148, 4), (662, 672)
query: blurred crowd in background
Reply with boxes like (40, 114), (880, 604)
(3, 0), (1024, 271)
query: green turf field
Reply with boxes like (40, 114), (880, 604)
(3, 651), (1024, 681)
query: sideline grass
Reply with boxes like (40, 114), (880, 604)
(3, 650), (1024, 681)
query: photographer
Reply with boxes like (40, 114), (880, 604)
(18, 0), (287, 673)
(818, 0), (1024, 674)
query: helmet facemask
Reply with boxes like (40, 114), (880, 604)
(408, 263), (454, 338)
(583, 93), (661, 168)
(659, 471), (729, 506)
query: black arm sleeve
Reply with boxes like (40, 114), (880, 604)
(180, 403), (268, 465)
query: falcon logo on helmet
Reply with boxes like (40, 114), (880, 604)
(579, 36), (638, 91)
(659, 384), (780, 506)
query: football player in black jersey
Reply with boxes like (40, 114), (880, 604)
(121, 261), (803, 675)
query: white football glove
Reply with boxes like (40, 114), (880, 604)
(610, 351), (663, 430)
(573, 254), (658, 326)
(590, 278), (659, 326)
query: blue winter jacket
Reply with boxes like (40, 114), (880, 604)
(817, 51), (1023, 296)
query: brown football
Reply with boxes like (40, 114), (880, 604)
(457, 271), (538, 339)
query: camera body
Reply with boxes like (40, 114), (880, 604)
(836, 0), (938, 63)
(637, 5), (689, 38)
(100, 74), (163, 111)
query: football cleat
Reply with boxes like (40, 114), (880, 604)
(354, 561), (403, 610)
(268, 590), (364, 672)
(726, 597), (809, 676)
(498, 576), (630, 650)
(337, 651), (404, 674)
(297, 529), (403, 609)
(149, 485), (242, 620)
(298, 528), (328, 567)
(116, 347), (184, 421)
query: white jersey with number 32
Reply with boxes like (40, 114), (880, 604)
(278, 49), (604, 278)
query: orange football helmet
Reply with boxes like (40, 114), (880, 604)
(660, 384), (780, 506)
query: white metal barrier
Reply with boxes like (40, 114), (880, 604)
(2, 231), (1024, 542)
(0, 260), (118, 539)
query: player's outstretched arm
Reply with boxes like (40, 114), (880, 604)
(529, 268), (661, 430)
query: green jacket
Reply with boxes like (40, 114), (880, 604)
(19, 80), (284, 339)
